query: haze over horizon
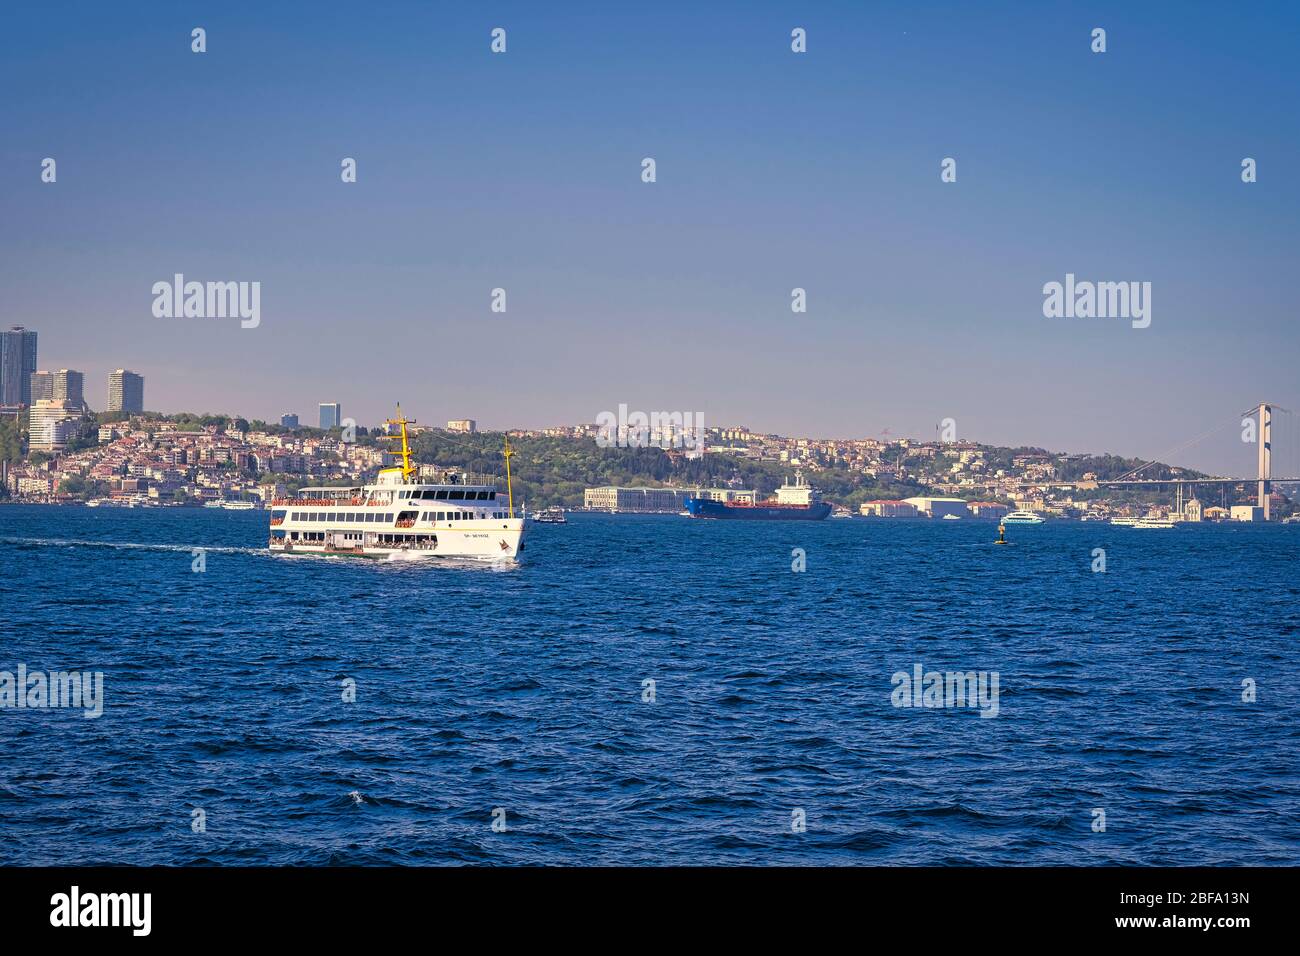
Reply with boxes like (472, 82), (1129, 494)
(4, 1), (1298, 478)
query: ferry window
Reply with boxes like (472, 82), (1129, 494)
(477, 491), (489, 500)
(489, 491), (497, 499)
(435, 490), (448, 500)
(448, 490), (464, 500)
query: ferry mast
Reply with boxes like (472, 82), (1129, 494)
(382, 404), (417, 480)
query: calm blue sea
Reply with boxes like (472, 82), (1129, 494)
(1, 505), (1297, 865)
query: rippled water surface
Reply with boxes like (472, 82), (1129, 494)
(2, 506), (1297, 865)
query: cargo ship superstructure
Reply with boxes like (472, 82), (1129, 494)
(266, 407), (524, 560)
(684, 471), (831, 521)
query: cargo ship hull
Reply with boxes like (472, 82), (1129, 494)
(685, 499), (832, 520)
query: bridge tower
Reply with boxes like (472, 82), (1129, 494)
(1257, 402), (1272, 520)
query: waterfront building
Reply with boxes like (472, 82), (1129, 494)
(280, 413), (299, 429)
(859, 499), (919, 518)
(903, 496), (970, 519)
(583, 486), (699, 513)
(29, 399), (83, 451)
(446, 419), (477, 433)
(319, 403), (341, 429)
(0, 326), (38, 406)
(1231, 505), (1264, 522)
(108, 369), (144, 412)
(1184, 498), (1204, 522)
(969, 501), (1010, 519)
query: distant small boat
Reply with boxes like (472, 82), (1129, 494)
(1080, 512), (1106, 522)
(940, 513), (961, 520)
(1003, 510), (1044, 524)
(1284, 514), (1300, 524)
(1109, 516), (1141, 526)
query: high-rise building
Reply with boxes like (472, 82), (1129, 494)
(30, 370), (54, 402)
(446, 419), (477, 433)
(319, 403), (341, 429)
(29, 399), (83, 451)
(53, 369), (85, 409)
(0, 326), (38, 406)
(107, 369), (144, 413)
(280, 413), (299, 429)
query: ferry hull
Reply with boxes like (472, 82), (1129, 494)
(270, 523), (525, 561)
(685, 499), (831, 521)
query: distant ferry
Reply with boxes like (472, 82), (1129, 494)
(685, 471), (831, 521)
(1110, 516), (1141, 526)
(532, 506), (567, 524)
(220, 500), (258, 510)
(1133, 517), (1177, 530)
(266, 406), (524, 560)
(1002, 510), (1044, 524)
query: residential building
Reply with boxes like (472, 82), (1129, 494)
(446, 419), (477, 433)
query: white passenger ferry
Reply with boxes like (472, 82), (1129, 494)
(266, 407), (524, 561)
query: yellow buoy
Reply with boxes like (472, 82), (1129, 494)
(994, 523), (1008, 545)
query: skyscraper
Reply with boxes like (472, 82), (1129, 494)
(30, 370), (54, 402)
(280, 413), (299, 429)
(319, 403), (341, 429)
(54, 369), (85, 409)
(108, 369), (144, 413)
(0, 326), (38, 406)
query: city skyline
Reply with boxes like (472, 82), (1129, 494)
(4, 2), (1298, 477)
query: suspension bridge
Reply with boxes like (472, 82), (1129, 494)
(1033, 403), (1300, 519)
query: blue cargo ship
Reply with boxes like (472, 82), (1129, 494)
(685, 471), (832, 521)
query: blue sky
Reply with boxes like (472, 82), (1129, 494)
(2, 1), (1297, 475)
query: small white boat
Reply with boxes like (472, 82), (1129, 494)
(941, 513), (961, 520)
(1003, 510), (1044, 524)
(532, 506), (567, 524)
